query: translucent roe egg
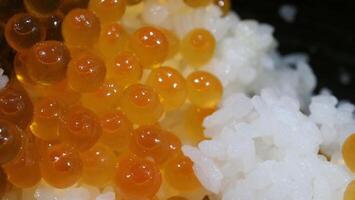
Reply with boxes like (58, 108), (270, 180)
(62, 9), (101, 46)
(109, 51), (142, 88)
(44, 80), (81, 106)
(89, 0), (127, 23)
(26, 41), (70, 85)
(100, 111), (133, 152)
(67, 52), (106, 93)
(44, 14), (63, 41)
(164, 153), (201, 191)
(344, 180), (355, 200)
(181, 28), (216, 67)
(184, 0), (212, 8)
(59, 106), (102, 151)
(81, 144), (116, 187)
(167, 197), (188, 200)
(0, 83), (33, 128)
(121, 84), (164, 125)
(342, 134), (355, 172)
(214, 0), (231, 16)
(24, 0), (60, 16)
(129, 125), (170, 164)
(130, 26), (169, 68)
(165, 132), (182, 157)
(31, 97), (63, 141)
(5, 13), (45, 52)
(81, 79), (123, 114)
(115, 154), (162, 200)
(147, 67), (187, 111)
(0, 120), (23, 164)
(40, 144), (83, 188)
(184, 106), (215, 144)
(127, 0), (142, 5)
(3, 132), (41, 188)
(186, 71), (222, 109)
(98, 23), (129, 60)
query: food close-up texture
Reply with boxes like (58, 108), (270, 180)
(0, 0), (354, 200)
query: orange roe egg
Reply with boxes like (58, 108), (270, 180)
(214, 0), (231, 16)
(89, 0), (127, 23)
(62, 8), (101, 47)
(5, 13), (45, 52)
(181, 28), (216, 67)
(81, 79), (123, 114)
(164, 153), (201, 191)
(24, 0), (60, 17)
(0, 83), (33, 128)
(26, 41), (70, 85)
(100, 111), (133, 152)
(342, 134), (355, 172)
(127, 0), (142, 5)
(184, 105), (215, 144)
(98, 23), (129, 60)
(186, 71), (222, 109)
(129, 125), (170, 164)
(81, 144), (116, 187)
(59, 106), (102, 151)
(3, 132), (41, 188)
(121, 84), (164, 125)
(344, 180), (355, 200)
(109, 51), (142, 88)
(184, 0), (212, 8)
(147, 67), (187, 111)
(115, 154), (162, 200)
(130, 26), (169, 68)
(31, 97), (63, 141)
(40, 144), (83, 188)
(67, 52), (106, 93)
(0, 120), (23, 164)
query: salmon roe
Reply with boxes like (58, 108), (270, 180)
(147, 67), (187, 111)
(98, 23), (129, 60)
(115, 154), (162, 200)
(0, 120), (23, 164)
(120, 84), (164, 125)
(344, 180), (355, 200)
(24, 0), (60, 17)
(181, 28), (216, 67)
(342, 134), (355, 172)
(81, 144), (116, 187)
(130, 26), (169, 68)
(5, 13), (45, 52)
(26, 40), (70, 85)
(164, 153), (201, 191)
(31, 97), (63, 141)
(40, 143), (83, 188)
(67, 52), (106, 93)
(62, 9), (101, 46)
(59, 106), (102, 151)
(108, 51), (142, 88)
(89, 0), (127, 23)
(100, 111), (133, 152)
(3, 132), (41, 188)
(186, 71), (223, 109)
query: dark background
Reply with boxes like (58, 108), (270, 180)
(232, 0), (355, 103)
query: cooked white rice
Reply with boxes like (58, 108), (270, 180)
(0, 0), (353, 200)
